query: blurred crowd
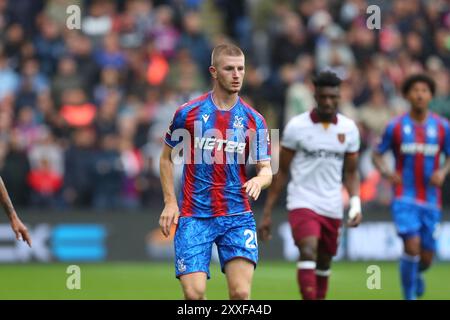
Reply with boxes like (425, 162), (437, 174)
(0, 0), (449, 210)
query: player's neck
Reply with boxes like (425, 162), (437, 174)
(314, 108), (336, 123)
(211, 89), (239, 111)
(409, 109), (428, 123)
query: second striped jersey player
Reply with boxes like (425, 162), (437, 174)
(373, 74), (450, 300)
(376, 112), (450, 207)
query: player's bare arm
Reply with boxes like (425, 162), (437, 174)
(258, 147), (295, 241)
(159, 143), (180, 237)
(343, 152), (362, 227)
(244, 160), (272, 201)
(0, 177), (32, 247)
(372, 151), (402, 185)
(430, 157), (450, 187)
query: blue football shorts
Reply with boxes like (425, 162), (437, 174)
(174, 212), (258, 279)
(391, 200), (441, 251)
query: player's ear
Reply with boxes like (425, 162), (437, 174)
(313, 91), (319, 102)
(209, 65), (217, 79)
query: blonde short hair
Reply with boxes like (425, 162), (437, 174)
(210, 43), (244, 66)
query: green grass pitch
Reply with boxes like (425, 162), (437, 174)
(0, 261), (449, 299)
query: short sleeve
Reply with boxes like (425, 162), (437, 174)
(281, 118), (298, 151)
(376, 121), (396, 154)
(164, 109), (185, 148)
(251, 116), (271, 161)
(442, 120), (450, 156)
(346, 122), (360, 153)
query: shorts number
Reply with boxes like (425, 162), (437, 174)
(244, 229), (258, 249)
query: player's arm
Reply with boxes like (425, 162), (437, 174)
(372, 121), (402, 184)
(244, 159), (272, 201)
(242, 113), (272, 200)
(158, 143), (179, 238)
(244, 116), (273, 201)
(0, 176), (32, 247)
(258, 147), (295, 241)
(372, 151), (402, 184)
(430, 123), (450, 187)
(343, 152), (362, 228)
(430, 156), (450, 187)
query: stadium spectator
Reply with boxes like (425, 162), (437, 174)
(63, 127), (96, 208)
(119, 136), (143, 209)
(271, 12), (311, 70)
(358, 89), (393, 139)
(82, 0), (114, 44)
(91, 133), (124, 210)
(429, 67), (450, 120)
(0, 48), (19, 100)
(94, 90), (120, 138)
(93, 67), (124, 106)
(33, 15), (66, 75)
(51, 55), (84, 107)
(177, 10), (211, 76)
(59, 88), (97, 128)
(27, 156), (63, 207)
(3, 23), (26, 66)
(14, 106), (46, 151)
(18, 58), (49, 100)
(149, 5), (179, 59)
(94, 32), (127, 70)
(66, 32), (100, 91)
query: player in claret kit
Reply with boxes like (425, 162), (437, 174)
(159, 43), (272, 300)
(372, 74), (450, 300)
(258, 71), (362, 300)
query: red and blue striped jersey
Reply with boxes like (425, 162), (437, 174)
(165, 92), (271, 217)
(376, 112), (450, 208)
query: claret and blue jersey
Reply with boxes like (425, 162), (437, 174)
(377, 112), (450, 208)
(164, 92), (271, 218)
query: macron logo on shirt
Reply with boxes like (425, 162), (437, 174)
(202, 114), (210, 124)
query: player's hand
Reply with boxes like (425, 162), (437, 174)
(347, 212), (362, 228)
(430, 169), (446, 187)
(347, 196), (362, 228)
(258, 212), (272, 241)
(10, 215), (32, 247)
(243, 178), (262, 201)
(159, 203), (179, 238)
(384, 171), (402, 185)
